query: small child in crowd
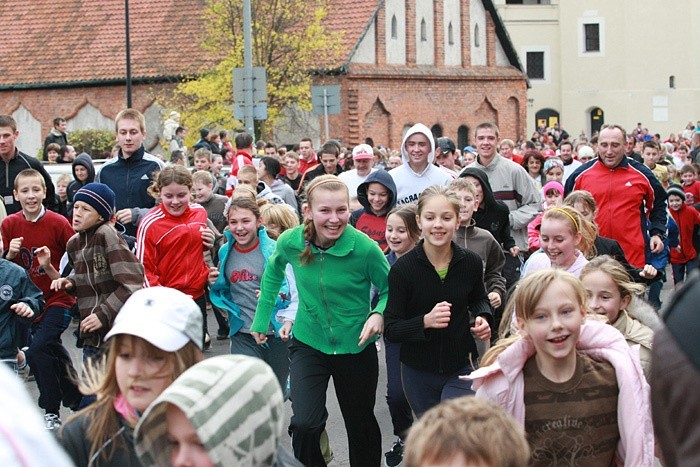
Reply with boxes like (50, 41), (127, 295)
(543, 157), (564, 184)
(55, 173), (72, 219)
(51, 183), (144, 360)
(192, 170), (228, 234)
(0, 247), (43, 373)
(527, 180), (564, 251)
(469, 269), (654, 466)
(209, 193), (296, 389)
(58, 287), (204, 465)
(667, 184), (700, 285)
(2, 169), (82, 429)
(450, 178), (506, 310)
(45, 143), (61, 163)
(580, 255), (657, 379)
(642, 140), (670, 189)
(134, 355), (301, 467)
(381, 204), (420, 466)
(679, 164), (700, 206)
(404, 396), (530, 467)
(193, 148), (211, 172)
(350, 170), (397, 250)
(67, 153), (96, 208)
(136, 165), (214, 348)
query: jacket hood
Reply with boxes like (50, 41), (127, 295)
(134, 355), (284, 466)
(356, 169), (397, 214)
(400, 123), (435, 169)
(72, 153), (96, 183)
(458, 166), (496, 208)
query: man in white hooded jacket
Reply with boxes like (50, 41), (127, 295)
(391, 123), (453, 205)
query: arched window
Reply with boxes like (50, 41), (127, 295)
(474, 24), (480, 47)
(431, 124), (443, 139)
(391, 15), (398, 39)
(448, 22), (454, 45)
(458, 125), (469, 151)
(421, 18), (427, 42)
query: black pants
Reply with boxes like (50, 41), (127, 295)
(194, 294), (208, 348)
(288, 338), (381, 467)
(26, 306), (82, 414)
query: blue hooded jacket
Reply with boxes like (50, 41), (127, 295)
(210, 226), (290, 336)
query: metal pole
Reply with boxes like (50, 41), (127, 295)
(125, 0), (132, 108)
(323, 88), (329, 141)
(243, 0), (254, 136)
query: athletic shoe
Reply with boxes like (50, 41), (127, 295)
(384, 437), (405, 467)
(44, 413), (62, 432)
(204, 333), (212, 350)
(216, 328), (230, 340)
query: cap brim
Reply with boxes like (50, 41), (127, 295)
(105, 320), (189, 352)
(353, 155), (373, 159)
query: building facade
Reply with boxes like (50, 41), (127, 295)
(307, 0), (529, 149)
(495, 0), (700, 139)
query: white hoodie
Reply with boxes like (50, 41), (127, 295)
(390, 123), (453, 205)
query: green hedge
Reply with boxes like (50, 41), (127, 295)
(69, 129), (116, 159)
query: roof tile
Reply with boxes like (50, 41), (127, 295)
(0, 0), (217, 86)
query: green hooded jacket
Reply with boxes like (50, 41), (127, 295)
(251, 224), (389, 355)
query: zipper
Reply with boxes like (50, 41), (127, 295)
(318, 251), (337, 354)
(80, 231), (102, 347)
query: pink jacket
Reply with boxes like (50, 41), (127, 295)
(466, 319), (654, 466)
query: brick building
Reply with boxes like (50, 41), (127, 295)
(0, 0), (214, 158)
(0, 0), (526, 155)
(312, 0), (528, 149)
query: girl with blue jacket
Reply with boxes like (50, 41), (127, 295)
(209, 194), (296, 389)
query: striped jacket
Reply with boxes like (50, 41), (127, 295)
(66, 222), (144, 348)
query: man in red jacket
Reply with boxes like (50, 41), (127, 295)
(565, 124), (667, 268)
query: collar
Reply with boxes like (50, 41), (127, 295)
(23, 206), (46, 223)
(476, 153), (500, 168)
(119, 145), (145, 162)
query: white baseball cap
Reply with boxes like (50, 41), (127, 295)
(105, 287), (203, 351)
(352, 144), (374, 160)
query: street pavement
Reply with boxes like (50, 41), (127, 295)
(26, 276), (674, 465)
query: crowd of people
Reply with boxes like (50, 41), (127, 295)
(0, 109), (698, 466)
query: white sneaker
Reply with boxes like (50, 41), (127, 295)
(44, 413), (62, 431)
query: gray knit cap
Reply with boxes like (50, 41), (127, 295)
(134, 355), (284, 466)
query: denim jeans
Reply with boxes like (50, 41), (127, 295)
(400, 363), (475, 418)
(384, 339), (413, 438)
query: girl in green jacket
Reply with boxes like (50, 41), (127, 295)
(251, 175), (389, 466)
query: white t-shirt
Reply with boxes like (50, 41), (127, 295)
(338, 168), (377, 199)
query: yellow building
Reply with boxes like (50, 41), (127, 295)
(495, 0), (700, 140)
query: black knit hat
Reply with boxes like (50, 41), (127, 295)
(667, 184), (686, 201)
(73, 182), (115, 222)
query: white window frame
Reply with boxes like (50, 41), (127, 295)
(578, 17), (605, 57)
(522, 46), (550, 84)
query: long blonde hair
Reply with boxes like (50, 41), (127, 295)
(487, 269), (587, 365)
(63, 335), (202, 463)
(542, 205), (598, 258)
(300, 175), (349, 265)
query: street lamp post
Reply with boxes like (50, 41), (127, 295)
(125, 0), (133, 108)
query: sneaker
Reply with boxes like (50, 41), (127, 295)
(216, 328), (230, 340)
(17, 362), (29, 382)
(44, 413), (62, 432)
(384, 438), (404, 467)
(204, 333), (212, 350)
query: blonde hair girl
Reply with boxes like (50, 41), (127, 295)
(580, 255), (658, 379)
(58, 287), (203, 466)
(522, 205), (596, 277)
(249, 175), (390, 465)
(470, 270), (654, 466)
